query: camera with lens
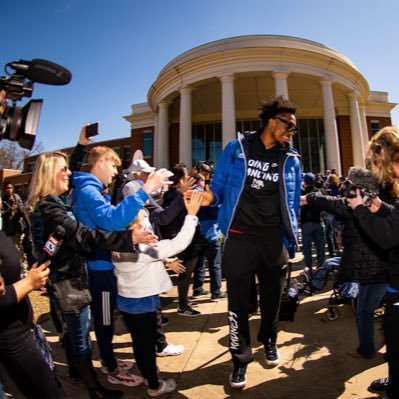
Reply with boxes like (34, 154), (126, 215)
(0, 59), (72, 149)
(339, 180), (376, 207)
(197, 160), (214, 183)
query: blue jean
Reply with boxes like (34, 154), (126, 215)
(193, 240), (222, 295)
(301, 221), (326, 268)
(0, 382), (6, 399)
(356, 283), (387, 357)
(323, 215), (337, 256)
(63, 305), (91, 360)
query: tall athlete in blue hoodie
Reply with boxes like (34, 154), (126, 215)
(192, 96), (301, 389)
(72, 145), (171, 387)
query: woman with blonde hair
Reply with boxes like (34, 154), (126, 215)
(27, 151), (158, 399)
(365, 125), (399, 198)
(347, 125), (399, 398)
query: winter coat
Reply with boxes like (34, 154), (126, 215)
(353, 201), (399, 290)
(31, 194), (134, 281)
(210, 131), (302, 258)
(306, 192), (392, 284)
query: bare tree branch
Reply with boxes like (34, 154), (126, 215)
(0, 140), (44, 170)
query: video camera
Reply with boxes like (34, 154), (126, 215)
(0, 58), (72, 149)
(339, 179), (377, 206)
(197, 159), (214, 175)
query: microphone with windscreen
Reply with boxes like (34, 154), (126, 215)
(7, 59), (72, 86)
(0, 58), (73, 149)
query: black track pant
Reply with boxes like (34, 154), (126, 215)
(222, 234), (287, 365)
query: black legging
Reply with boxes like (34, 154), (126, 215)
(0, 328), (63, 398)
(121, 311), (159, 389)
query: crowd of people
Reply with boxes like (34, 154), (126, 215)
(1, 91), (399, 399)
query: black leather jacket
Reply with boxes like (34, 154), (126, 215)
(31, 195), (134, 281)
(307, 190), (395, 284)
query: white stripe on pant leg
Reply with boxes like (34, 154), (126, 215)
(102, 291), (111, 326)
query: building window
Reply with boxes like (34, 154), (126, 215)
(192, 118), (325, 173)
(143, 131), (152, 158)
(113, 147), (121, 156)
(192, 122), (222, 166)
(370, 120), (380, 136)
(293, 119), (325, 173)
(123, 146), (131, 162)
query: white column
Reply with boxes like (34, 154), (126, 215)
(359, 104), (370, 150)
(320, 79), (341, 175)
(153, 114), (159, 167)
(179, 86), (193, 169)
(156, 101), (170, 169)
(220, 74), (236, 148)
(347, 92), (365, 167)
(273, 72), (289, 99)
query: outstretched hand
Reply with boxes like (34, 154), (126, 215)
(185, 189), (215, 206)
(132, 228), (158, 248)
(184, 190), (203, 215)
(180, 176), (196, 194)
(143, 168), (174, 194)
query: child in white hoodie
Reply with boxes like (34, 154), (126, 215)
(112, 189), (202, 397)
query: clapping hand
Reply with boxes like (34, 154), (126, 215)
(184, 190), (203, 215)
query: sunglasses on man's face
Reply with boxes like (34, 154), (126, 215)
(274, 116), (299, 134)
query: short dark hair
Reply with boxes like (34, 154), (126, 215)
(170, 164), (187, 186)
(4, 180), (13, 190)
(258, 95), (297, 127)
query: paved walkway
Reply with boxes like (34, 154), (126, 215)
(4, 264), (387, 399)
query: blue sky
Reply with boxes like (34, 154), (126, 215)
(2, 0), (399, 150)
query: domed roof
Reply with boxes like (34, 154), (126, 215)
(159, 34), (358, 77)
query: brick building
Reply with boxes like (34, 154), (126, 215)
(1, 34), (396, 196)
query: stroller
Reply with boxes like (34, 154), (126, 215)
(305, 257), (359, 321)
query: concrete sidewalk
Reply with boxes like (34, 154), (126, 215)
(4, 266), (387, 399)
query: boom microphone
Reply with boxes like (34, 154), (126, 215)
(8, 59), (72, 86)
(39, 225), (66, 264)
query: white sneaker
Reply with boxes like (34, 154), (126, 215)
(156, 343), (184, 357)
(147, 379), (176, 397)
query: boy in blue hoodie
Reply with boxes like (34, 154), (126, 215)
(72, 145), (170, 387)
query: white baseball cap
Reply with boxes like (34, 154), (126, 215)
(126, 159), (155, 174)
